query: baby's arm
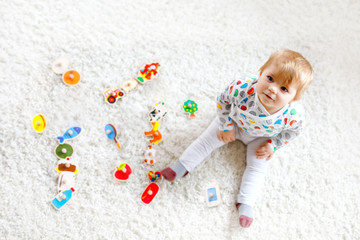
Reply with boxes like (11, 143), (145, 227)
(216, 79), (250, 132)
(267, 113), (305, 153)
(218, 128), (236, 144)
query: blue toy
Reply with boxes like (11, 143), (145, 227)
(57, 127), (82, 143)
(51, 188), (75, 210)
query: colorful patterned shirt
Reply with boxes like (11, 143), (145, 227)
(216, 77), (305, 151)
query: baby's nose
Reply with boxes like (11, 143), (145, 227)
(269, 86), (277, 94)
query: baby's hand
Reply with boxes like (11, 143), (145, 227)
(218, 129), (235, 144)
(255, 141), (274, 161)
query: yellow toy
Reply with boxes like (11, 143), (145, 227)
(32, 114), (47, 133)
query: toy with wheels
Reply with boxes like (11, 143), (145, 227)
(104, 88), (126, 104)
(137, 63), (160, 84)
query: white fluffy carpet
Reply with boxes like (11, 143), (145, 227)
(1, 0), (359, 239)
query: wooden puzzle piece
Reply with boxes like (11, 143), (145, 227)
(32, 114), (47, 133)
(121, 79), (138, 92)
(105, 124), (121, 149)
(183, 100), (198, 118)
(144, 145), (156, 165)
(113, 163), (132, 181)
(57, 127), (82, 144)
(55, 143), (73, 159)
(56, 158), (78, 173)
(148, 171), (161, 182)
(52, 57), (69, 74)
(144, 122), (162, 145)
(141, 182), (159, 205)
(148, 102), (167, 122)
(51, 188), (75, 210)
(103, 88), (126, 104)
(137, 63), (160, 84)
(62, 70), (81, 85)
(57, 171), (76, 193)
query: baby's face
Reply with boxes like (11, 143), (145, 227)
(256, 64), (297, 114)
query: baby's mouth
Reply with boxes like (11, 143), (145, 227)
(264, 93), (273, 100)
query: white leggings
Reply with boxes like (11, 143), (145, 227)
(179, 117), (270, 207)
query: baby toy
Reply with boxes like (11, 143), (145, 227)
(113, 163), (132, 181)
(204, 184), (222, 207)
(51, 188), (75, 210)
(103, 62), (160, 105)
(148, 171), (161, 182)
(55, 143), (73, 159)
(57, 127), (82, 143)
(52, 57), (69, 74)
(144, 145), (156, 165)
(56, 158), (78, 173)
(137, 63), (160, 84)
(121, 79), (138, 92)
(144, 102), (167, 145)
(103, 88), (126, 104)
(183, 100), (198, 118)
(141, 171), (161, 205)
(52, 57), (81, 86)
(51, 126), (82, 210)
(105, 124), (121, 149)
(62, 70), (81, 86)
(32, 114), (47, 133)
(57, 171), (76, 193)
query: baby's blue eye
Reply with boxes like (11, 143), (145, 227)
(281, 86), (288, 92)
(267, 76), (273, 82)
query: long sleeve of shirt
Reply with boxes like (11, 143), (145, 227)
(216, 77), (306, 152)
(267, 106), (305, 152)
(217, 79), (256, 131)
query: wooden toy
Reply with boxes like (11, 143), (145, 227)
(113, 163), (132, 181)
(55, 143), (73, 159)
(32, 114), (47, 133)
(204, 184), (222, 207)
(56, 158), (78, 173)
(103, 88), (126, 104)
(57, 127), (82, 143)
(105, 124), (121, 149)
(144, 145), (156, 165)
(51, 188), (75, 210)
(148, 102), (167, 122)
(121, 79), (138, 92)
(137, 63), (160, 84)
(145, 102), (167, 145)
(57, 171), (76, 193)
(62, 70), (81, 85)
(183, 100), (198, 118)
(52, 57), (70, 74)
(141, 182), (160, 205)
(145, 122), (162, 145)
(148, 171), (161, 182)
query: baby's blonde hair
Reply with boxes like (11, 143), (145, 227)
(259, 49), (313, 100)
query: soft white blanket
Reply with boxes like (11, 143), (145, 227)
(0, 0), (359, 239)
